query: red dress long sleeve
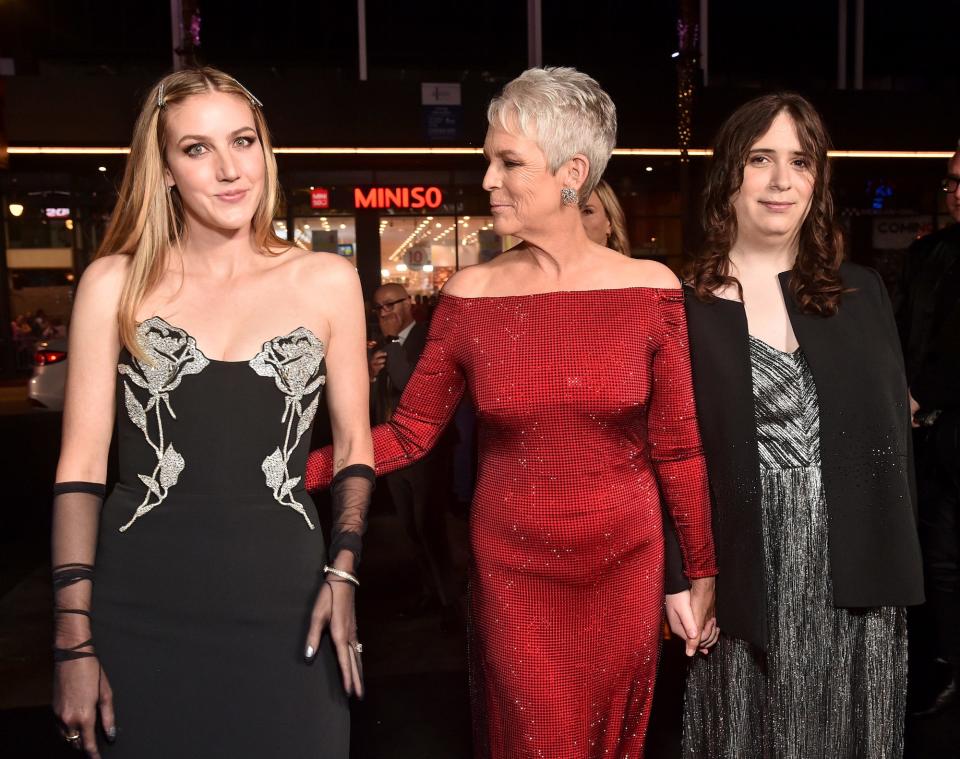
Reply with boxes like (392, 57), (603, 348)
(647, 292), (716, 580)
(306, 289), (716, 759)
(304, 298), (466, 489)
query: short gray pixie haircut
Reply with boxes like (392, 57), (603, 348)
(487, 67), (617, 200)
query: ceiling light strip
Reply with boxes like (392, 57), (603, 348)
(7, 147), (954, 159)
(9, 147), (132, 155)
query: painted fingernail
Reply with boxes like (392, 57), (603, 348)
(305, 645), (315, 659)
(107, 726), (117, 740)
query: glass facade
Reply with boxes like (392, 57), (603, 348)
(378, 214), (502, 296)
(6, 215), (73, 250)
(274, 216), (358, 267)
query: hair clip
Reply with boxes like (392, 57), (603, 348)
(156, 77), (260, 111)
(233, 78), (263, 109)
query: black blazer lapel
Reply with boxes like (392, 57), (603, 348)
(685, 288), (768, 648)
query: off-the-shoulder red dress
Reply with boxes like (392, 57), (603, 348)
(307, 288), (716, 759)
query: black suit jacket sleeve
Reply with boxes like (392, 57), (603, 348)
(873, 267), (906, 373)
(870, 267), (920, 520)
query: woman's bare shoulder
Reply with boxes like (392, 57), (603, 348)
(76, 254), (131, 302)
(614, 257), (681, 289)
(442, 249), (530, 297)
(287, 249), (360, 287)
(67, 255), (131, 335)
(82, 253), (130, 282)
(292, 253), (365, 329)
(442, 265), (490, 298)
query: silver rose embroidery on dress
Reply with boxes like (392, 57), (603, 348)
(117, 318), (209, 531)
(249, 328), (326, 528)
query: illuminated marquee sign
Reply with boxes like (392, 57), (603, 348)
(354, 186), (443, 210)
(44, 207), (70, 218)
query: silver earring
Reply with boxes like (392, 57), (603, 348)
(561, 187), (579, 206)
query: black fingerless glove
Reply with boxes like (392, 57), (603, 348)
(51, 482), (105, 663)
(328, 465), (375, 567)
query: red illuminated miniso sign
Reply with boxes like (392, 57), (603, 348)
(310, 188), (330, 209)
(354, 186), (443, 210)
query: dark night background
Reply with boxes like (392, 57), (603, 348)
(0, 1), (958, 757)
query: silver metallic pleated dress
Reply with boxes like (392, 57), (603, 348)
(682, 335), (908, 759)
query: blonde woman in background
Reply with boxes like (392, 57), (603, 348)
(50, 68), (372, 758)
(581, 178), (631, 255)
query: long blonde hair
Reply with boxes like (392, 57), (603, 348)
(97, 67), (287, 357)
(592, 179), (631, 255)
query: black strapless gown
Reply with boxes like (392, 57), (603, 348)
(92, 317), (347, 758)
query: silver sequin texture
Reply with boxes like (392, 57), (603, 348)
(683, 336), (907, 759)
(117, 317), (210, 531)
(249, 328), (326, 528)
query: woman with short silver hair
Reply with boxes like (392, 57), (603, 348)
(308, 66), (717, 758)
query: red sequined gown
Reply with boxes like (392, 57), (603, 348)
(306, 288), (716, 759)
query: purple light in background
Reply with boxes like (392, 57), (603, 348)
(189, 10), (202, 48)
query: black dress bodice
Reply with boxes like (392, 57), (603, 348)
(95, 317), (348, 759)
(114, 317), (326, 528)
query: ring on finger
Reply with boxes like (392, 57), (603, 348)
(353, 642), (363, 654)
(64, 731), (81, 743)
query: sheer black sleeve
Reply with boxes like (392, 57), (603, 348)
(328, 464), (375, 567)
(51, 482), (105, 663)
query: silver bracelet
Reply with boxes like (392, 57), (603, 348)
(323, 565), (360, 587)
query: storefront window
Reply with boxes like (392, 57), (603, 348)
(456, 216), (500, 268)
(291, 216), (357, 266)
(379, 214), (502, 296)
(7, 215), (73, 249)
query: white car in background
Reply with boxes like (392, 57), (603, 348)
(29, 337), (68, 410)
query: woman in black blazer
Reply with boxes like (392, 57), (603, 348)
(666, 93), (924, 758)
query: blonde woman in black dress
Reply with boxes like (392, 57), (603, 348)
(50, 68), (373, 758)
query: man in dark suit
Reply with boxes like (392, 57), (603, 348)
(898, 144), (960, 715)
(369, 284), (454, 616)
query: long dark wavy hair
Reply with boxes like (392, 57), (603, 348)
(687, 93), (845, 315)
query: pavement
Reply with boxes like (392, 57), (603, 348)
(0, 381), (37, 416)
(1, 403), (957, 758)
